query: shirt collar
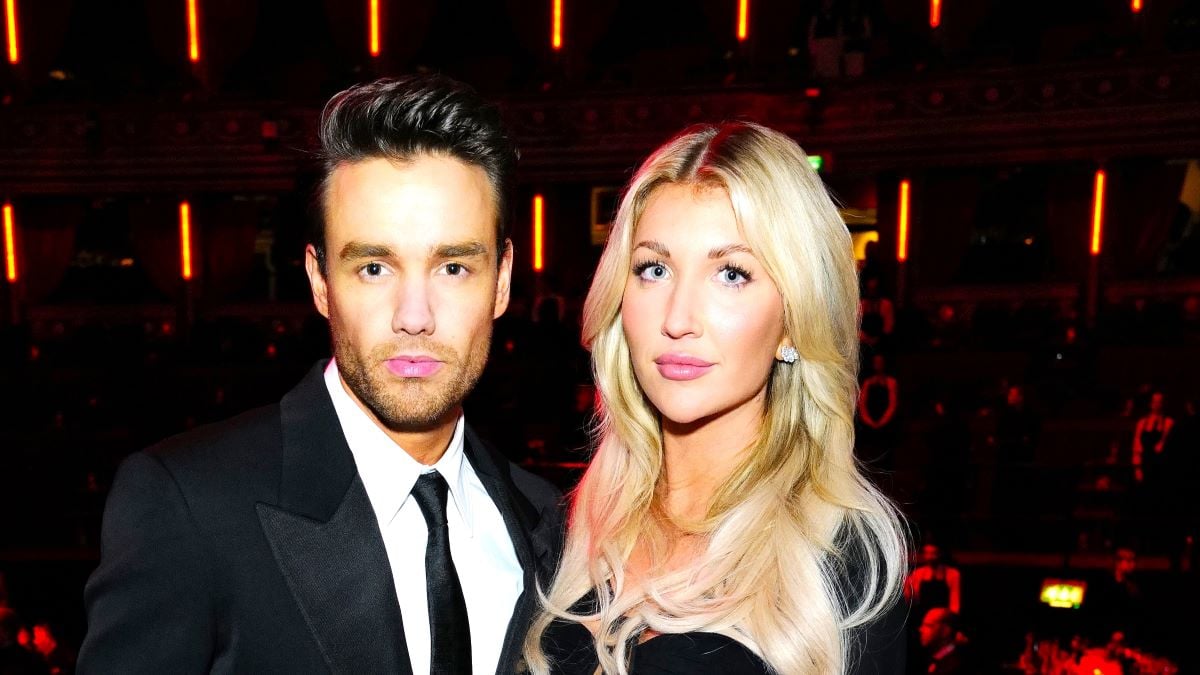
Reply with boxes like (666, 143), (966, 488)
(323, 359), (476, 536)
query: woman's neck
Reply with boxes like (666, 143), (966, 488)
(659, 394), (764, 523)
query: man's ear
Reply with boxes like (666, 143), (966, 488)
(494, 238), (514, 319)
(305, 245), (331, 319)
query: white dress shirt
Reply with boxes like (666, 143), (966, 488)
(324, 361), (524, 675)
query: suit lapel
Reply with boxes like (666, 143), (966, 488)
(464, 426), (558, 674)
(258, 477), (411, 674)
(258, 361), (412, 675)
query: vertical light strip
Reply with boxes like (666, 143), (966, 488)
(897, 180), (910, 262)
(1091, 170), (1106, 256)
(737, 0), (749, 41)
(1131, 0), (1143, 13)
(370, 0), (381, 56)
(187, 0), (200, 62)
(5, 0), (18, 64)
(930, 0), (941, 28)
(533, 194), (545, 272)
(551, 0), (562, 51)
(180, 201), (194, 280)
(3, 203), (16, 282)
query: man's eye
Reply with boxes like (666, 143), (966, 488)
(364, 262), (384, 276)
(445, 262), (464, 275)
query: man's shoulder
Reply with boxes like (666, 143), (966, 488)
(505, 460), (563, 510)
(147, 398), (280, 456)
(466, 426), (563, 511)
(143, 402), (283, 472)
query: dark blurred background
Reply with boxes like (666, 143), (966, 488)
(0, 0), (1198, 673)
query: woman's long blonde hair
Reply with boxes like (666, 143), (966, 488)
(524, 122), (907, 674)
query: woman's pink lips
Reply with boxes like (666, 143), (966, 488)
(385, 356), (444, 378)
(654, 355), (714, 381)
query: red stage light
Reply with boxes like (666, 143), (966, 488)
(897, 180), (911, 262)
(1131, 0), (1143, 13)
(930, 0), (941, 28)
(3, 203), (16, 282)
(5, 0), (18, 64)
(533, 194), (545, 272)
(1091, 170), (1105, 256)
(369, 0), (381, 56)
(187, 0), (200, 62)
(737, 0), (749, 41)
(179, 201), (194, 280)
(551, 0), (563, 51)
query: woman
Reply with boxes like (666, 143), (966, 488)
(524, 122), (908, 674)
(1131, 390), (1173, 485)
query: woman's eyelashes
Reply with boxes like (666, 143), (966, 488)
(717, 264), (752, 287)
(631, 258), (753, 287)
(633, 259), (670, 281)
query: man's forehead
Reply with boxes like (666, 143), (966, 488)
(323, 156), (498, 242)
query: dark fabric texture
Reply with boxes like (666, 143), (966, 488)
(79, 360), (565, 675)
(542, 594), (908, 675)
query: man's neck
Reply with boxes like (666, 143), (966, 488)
(388, 421), (459, 466)
(337, 374), (461, 466)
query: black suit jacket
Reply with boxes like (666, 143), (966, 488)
(79, 361), (565, 674)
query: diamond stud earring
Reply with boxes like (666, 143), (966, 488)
(779, 345), (798, 364)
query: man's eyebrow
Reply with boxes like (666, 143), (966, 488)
(339, 241), (393, 261)
(708, 244), (753, 259)
(633, 240), (669, 257)
(434, 241), (489, 258)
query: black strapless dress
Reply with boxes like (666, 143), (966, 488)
(544, 621), (770, 674)
(541, 598), (907, 674)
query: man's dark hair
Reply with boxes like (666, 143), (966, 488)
(311, 74), (518, 272)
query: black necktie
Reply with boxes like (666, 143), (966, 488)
(410, 471), (471, 675)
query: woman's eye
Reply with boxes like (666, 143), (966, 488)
(638, 263), (668, 281)
(719, 266), (750, 285)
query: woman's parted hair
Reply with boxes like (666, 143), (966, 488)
(311, 74), (518, 271)
(524, 122), (907, 674)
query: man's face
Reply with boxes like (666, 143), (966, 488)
(306, 155), (512, 433)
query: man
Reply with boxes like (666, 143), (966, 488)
(0, 608), (48, 675)
(904, 543), (962, 617)
(916, 608), (968, 674)
(79, 75), (564, 674)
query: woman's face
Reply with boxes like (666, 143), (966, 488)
(621, 183), (786, 427)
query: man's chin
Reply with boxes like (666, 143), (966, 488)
(368, 391), (461, 433)
(377, 405), (459, 433)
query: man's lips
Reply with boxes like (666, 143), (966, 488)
(384, 355), (445, 378)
